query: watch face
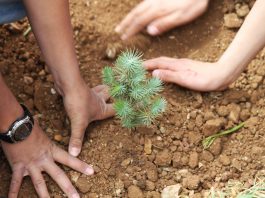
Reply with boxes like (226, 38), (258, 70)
(14, 124), (31, 141)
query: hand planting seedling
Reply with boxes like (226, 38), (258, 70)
(102, 50), (167, 128)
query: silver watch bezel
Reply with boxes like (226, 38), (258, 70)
(6, 116), (33, 143)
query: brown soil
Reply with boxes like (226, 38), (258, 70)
(0, 0), (264, 197)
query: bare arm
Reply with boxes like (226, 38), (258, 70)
(22, 0), (114, 157)
(144, 0), (265, 91)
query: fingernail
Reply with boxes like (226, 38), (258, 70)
(69, 147), (80, 157)
(85, 166), (94, 175)
(72, 193), (80, 198)
(121, 34), (128, 40)
(115, 25), (121, 33)
(153, 70), (160, 78)
(147, 25), (159, 35)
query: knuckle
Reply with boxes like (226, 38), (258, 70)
(70, 137), (82, 147)
(34, 178), (45, 188)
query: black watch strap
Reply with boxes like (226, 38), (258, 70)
(0, 104), (34, 143)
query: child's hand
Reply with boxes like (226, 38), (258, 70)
(63, 84), (115, 157)
(144, 57), (236, 92)
(115, 0), (209, 40)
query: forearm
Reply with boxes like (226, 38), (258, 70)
(219, 0), (265, 81)
(22, 0), (85, 96)
(0, 75), (23, 133)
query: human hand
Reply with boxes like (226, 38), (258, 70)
(63, 83), (115, 157)
(144, 57), (238, 92)
(115, 0), (209, 40)
(2, 123), (93, 198)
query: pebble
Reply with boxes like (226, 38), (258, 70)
(228, 103), (241, 123)
(183, 175), (200, 190)
(235, 4), (250, 17)
(23, 76), (34, 84)
(54, 134), (63, 142)
(219, 155), (231, 166)
(188, 152), (199, 169)
(121, 158), (131, 167)
(155, 149), (172, 166)
(146, 191), (161, 198)
(146, 162), (158, 182)
(203, 118), (226, 136)
(144, 138), (152, 155)
(208, 138), (223, 156)
(200, 150), (214, 162)
(161, 184), (181, 198)
(76, 177), (91, 193)
(127, 185), (143, 198)
(224, 13), (243, 28)
(145, 180), (155, 191)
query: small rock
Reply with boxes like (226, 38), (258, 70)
(54, 134), (63, 142)
(200, 150), (214, 162)
(236, 4), (250, 17)
(161, 184), (181, 198)
(155, 149), (172, 166)
(228, 103), (241, 123)
(216, 106), (229, 117)
(146, 191), (161, 198)
(128, 185), (143, 198)
(144, 138), (152, 155)
(146, 180), (155, 191)
(146, 162), (158, 182)
(76, 177), (91, 193)
(172, 152), (182, 168)
(224, 13), (243, 28)
(208, 139), (223, 156)
(183, 175), (200, 190)
(69, 171), (80, 183)
(88, 193), (98, 198)
(188, 152), (199, 169)
(240, 109), (250, 121)
(23, 76), (34, 84)
(219, 155), (231, 166)
(203, 118), (226, 136)
(121, 158), (131, 167)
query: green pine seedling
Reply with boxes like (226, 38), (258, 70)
(102, 50), (167, 128)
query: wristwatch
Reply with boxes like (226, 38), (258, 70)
(0, 104), (34, 144)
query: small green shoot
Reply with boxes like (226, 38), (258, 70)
(203, 122), (245, 149)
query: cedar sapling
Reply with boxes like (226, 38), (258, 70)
(102, 50), (167, 128)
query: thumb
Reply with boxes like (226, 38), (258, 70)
(68, 120), (87, 157)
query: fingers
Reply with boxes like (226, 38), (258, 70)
(119, 8), (158, 40)
(52, 146), (94, 176)
(28, 166), (50, 198)
(43, 162), (79, 198)
(69, 130), (84, 157)
(144, 57), (186, 71)
(101, 104), (115, 120)
(92, 85), (111, 101)
(152, 69), (200, 90)
(8, 167), (24, 198)
(115, 1), (150, 39)
(92, 85), (107, 93)
(147, 11), (183, 35)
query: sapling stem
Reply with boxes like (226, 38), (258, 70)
(102, 50), (167, 128)
(202, 122), (245, 149)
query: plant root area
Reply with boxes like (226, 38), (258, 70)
(0, 0), (264, 197)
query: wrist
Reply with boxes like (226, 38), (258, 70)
(52, 70), (86, 97)
(0, 103), (23, 134)
(216, 55), (246, 86)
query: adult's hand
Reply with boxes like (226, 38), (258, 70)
(63, 84), (115, 157)
(2, 123), (93, 198)
(115, 0), (209, 40)
(144, 57), (236, 92)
